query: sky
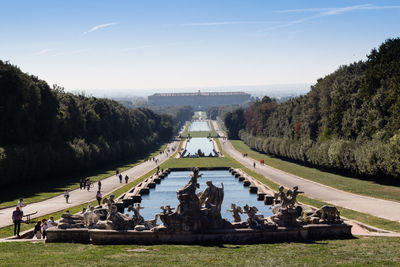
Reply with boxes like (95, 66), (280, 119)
(1, 0), (400, 96)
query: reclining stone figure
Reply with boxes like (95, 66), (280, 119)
(306, 205), (342, 224)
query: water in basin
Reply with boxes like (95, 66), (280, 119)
(185, 138), (215, 156)
(125, 170), (273, 222)
(190, 121), (210, 131)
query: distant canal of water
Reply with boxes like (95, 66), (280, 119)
(189, 120), (210, 131)
(185, 137), (215, 156)
(125, 170), (273, 222)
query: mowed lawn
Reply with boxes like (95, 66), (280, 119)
(230, 140), (400, 202)
(0, 237), (400, 266)
(1, 139), (400, 266)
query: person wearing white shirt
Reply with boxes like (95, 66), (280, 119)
(17, 198), (25, 211)
(47, 216), (57, 227)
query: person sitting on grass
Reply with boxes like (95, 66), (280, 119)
(47, 216), (58, 227)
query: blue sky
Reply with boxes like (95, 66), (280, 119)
(1, 0), (399, 95)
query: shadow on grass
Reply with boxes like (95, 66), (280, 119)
(185, 236), (357, 248)
(0, 143), (166, 207)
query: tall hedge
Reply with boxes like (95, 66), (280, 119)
(0, 61), (174, 186)
(225, 38), (400, 180)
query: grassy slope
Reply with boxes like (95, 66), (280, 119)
(212, 139), (400, 232)
(0, 237), (400, 266)
(1, 133), (400, 265)
(4, 137), (400, 237)
(230, 140), (400, 202)
(0, 143), (168, 209)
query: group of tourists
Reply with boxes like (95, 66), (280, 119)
(10, 166), (136, 238)
(33, 216), (57, 239)
(117, 170), (129, 184)
(79, 178), (94, 191)
(145, 156), (159, 164)
(11, 198), (59, 238)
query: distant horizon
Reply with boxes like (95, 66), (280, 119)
(2, 1), (399, 94)
(66, 83), (311, 98)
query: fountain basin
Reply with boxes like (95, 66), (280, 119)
(47, 224), (352, 245)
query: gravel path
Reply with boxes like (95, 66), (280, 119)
(0, 141), (180, 228)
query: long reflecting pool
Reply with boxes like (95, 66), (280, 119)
(185, 137), (215, 156)
(126, 170), (273, 222)
(189, 120), (210, 131)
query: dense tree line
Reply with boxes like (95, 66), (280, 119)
(206, 106), (235, 120)
(0, 61), (174, 186)
(224, 38), (400, 180)
(149, 105), (194, 133)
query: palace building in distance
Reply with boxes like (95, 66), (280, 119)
(148, 90), (251, 110)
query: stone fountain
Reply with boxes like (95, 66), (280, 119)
(46, 168), (352, 244)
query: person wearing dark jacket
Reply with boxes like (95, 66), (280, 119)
(12, 207), (23, 237)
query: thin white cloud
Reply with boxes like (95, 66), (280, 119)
(33, 49), (54, 56)
(275, 8), (335, 13)
(255, 4), (400, 36)
(276, 4), (400, 14)
(53, 49), (88, 56)
(82, 22), (118, 36)
(182, 21), (276, 26)
(122, 41), (204, 52)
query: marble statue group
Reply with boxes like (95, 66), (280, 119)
(55, 167), (344, 233)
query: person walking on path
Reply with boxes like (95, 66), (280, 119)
(17, 198), (25, 211)
(253, 162), (256, 168)
(98, 181), (102, 191)
(125, 175), (129, 184)
(12, 207), (23, 237)
(86, 179), (91, 191)
(119, 174), (123, 183)
(64, 190), (70, 203)
(116, 169), (119, 176)
(96, 190), (102, 206)
(79, 178), (84, 190)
